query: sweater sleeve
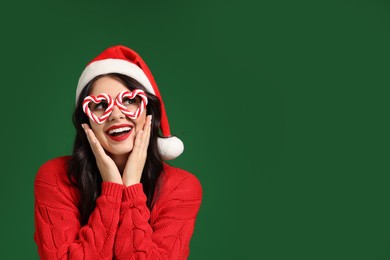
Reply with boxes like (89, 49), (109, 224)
(34, 159), (123, 260)
(114, 173), (202, 260)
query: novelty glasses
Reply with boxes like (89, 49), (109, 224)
(83, 90), (148, 124)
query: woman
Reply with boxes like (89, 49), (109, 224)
(34, 45), (202, 259)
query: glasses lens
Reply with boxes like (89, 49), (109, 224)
(88, 100), (109, 117)
(121, 96), (142, 112)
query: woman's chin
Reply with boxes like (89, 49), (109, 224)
(105, 143), (133, 157)
(108, 148), (132, 157)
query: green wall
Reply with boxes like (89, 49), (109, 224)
(1, 0), (389, 259)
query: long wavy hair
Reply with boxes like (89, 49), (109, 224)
(67, 73), (164, 226)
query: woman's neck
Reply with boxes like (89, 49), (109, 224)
(110, 153), (130, 174)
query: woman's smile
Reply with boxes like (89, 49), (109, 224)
(105, 124), (134, 141)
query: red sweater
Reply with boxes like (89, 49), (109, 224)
(34, 156), (202, 260)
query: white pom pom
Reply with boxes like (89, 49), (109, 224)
(157, 136), (184, 160)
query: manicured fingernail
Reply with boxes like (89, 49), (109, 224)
(81, 124), (85, 130)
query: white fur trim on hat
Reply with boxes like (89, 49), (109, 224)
(157, 136), (184, 160)
(76, 59), (155, 102)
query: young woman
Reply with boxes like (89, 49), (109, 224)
(34, 45), (202, 259)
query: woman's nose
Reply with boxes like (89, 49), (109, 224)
(108, 105), (125, 121)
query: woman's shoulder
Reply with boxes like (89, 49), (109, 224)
(160, 163), (202, 196)
(35, 156), (72, 186)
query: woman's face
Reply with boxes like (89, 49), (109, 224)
(87, 76), (147, 156)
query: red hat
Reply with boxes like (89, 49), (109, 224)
(76, 45), (184, 160)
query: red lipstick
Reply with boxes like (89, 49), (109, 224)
(105, 124), (133, 142)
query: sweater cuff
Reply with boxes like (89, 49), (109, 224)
(102, 182), (124, 200)
(123, 183), (146, 202)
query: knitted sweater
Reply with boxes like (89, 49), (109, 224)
(34, 156), (202, 260)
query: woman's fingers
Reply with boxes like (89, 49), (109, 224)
(82, 124), (96, 150)
(122, 115), (152, 186)
(134, 115), (152, 155)
(141, 115), (152, 150)
(144, 115), (152, 141)
(82, 124), (104, 157)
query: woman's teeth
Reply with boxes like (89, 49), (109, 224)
(108, 127), (132, 135)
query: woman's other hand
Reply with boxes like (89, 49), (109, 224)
(122, 115), (152, 186)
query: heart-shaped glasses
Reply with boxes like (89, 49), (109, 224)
(83, 90), (148, 124)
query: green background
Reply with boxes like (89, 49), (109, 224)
(1, 0), (389, 259)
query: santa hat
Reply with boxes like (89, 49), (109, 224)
(76, 45), (184, 160)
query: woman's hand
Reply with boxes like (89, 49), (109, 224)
(82, 123), (123, 185)
(122, 115), (152, 187)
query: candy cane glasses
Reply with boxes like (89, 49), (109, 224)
(83, 90), (148, 124)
